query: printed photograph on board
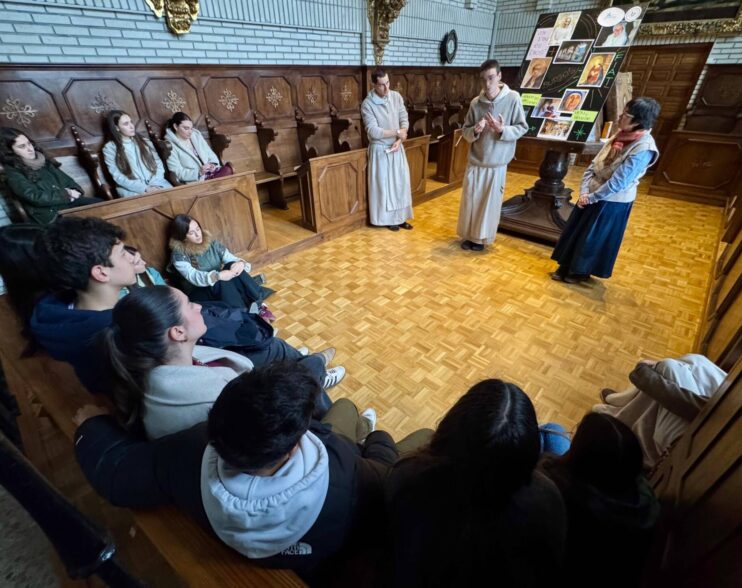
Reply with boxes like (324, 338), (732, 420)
(532, 97), (562, 119)
(554, 39), (594, 64)
(537, 118), (574, 140)
(596, 20), (639, 47)
(558, 89), (589, 113)
(548, 11), (581, 45)
(577, 53), (616, 87)
(520, 57), (552, 90)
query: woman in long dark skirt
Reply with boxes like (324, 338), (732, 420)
(551, 97), (661, 283)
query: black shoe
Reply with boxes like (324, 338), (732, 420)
(399, 222), (413, 230)
(387, 225), (400, 231)
(550, 272), (564, 282)
(470, 242), (484, 251)
(461, 240), (473, 250)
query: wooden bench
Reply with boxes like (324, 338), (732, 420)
(0, 301), (305, 587)
(59, 170), (267, 273)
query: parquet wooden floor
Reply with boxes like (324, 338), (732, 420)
(260, 167), (722, 440)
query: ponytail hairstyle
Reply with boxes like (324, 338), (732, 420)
(167, 111), (192, 132)
(99, 286), (183, 429)
(169, 213), (197, 242)
(105, 110), (157, 179)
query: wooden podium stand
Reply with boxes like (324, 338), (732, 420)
(500, 138), (602, 243)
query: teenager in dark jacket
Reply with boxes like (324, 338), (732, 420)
(540, 412), (660, 588)
(74, 362), (413, 582)
(0, 127), (101, 224)
(385, 379), (567, 588)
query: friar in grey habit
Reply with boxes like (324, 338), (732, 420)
(361, 69), (414, 231)
(458, 59), (528, 251)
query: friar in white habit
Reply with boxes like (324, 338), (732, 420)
(361, 69), (414, 231)
(457, 59), (528, 251)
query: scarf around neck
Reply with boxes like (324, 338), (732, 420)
(23, 152), (47, 171)
(607, 129), (647, 161)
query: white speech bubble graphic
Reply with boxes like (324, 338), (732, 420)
(598, 7), (625, 27)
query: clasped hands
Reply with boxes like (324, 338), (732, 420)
(474, 113), (505, 135)
(576, 193), (591, 208)
(219, 261), (245, 282)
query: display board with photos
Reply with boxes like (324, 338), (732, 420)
(516, 3), (648, 143)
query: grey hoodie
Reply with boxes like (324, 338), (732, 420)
(201, 430), (330, 558)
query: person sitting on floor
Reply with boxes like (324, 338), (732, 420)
(73, 361), (429, 582)
(100, 286), (334, 439)
(540, 413), (659, 588)
(165, 112), (233, 183)
(0, 127), (101, 224)
(102, 109), (172, 197)
(168, 213), (276, 322)
(593, 354), (727, 470)
(384, 379), (566, 587)
(119, 245), (166, 295)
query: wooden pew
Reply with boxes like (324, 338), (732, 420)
(59, 171), (267, 273)
(297, 148), (367, 233)
(404, 135), (431, 200)
(0, 301), (305, 587)
(434, 129), (470, 185)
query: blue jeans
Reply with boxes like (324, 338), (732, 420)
(540, 422), (571, 455)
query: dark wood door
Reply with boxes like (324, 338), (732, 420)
(622, 44), (711, 160)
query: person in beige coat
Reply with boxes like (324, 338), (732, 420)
(593, 354), (727, 470)
(457, 59), (528, 251)
(165, 112), (232, 184)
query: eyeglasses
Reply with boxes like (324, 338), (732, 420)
(620, 112), (634, 119)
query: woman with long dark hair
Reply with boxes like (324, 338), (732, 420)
(551, 97), (660, 283)
(540, 413), (660, 588)
(102, 110), (172, 197)
(168, 214), (275, 321)
(0, 127), (101, 224)
(165, 112), (233, 183)
(385, 380), (566, 587)
(100, 285), (254, 439)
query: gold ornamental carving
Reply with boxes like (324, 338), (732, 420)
(366, 0), (407, 65)
(145, 0), (199, 35)
(219, 89), (239, 112)
(305, 87), (319, 105)
(639, 12), (742, 37)
(162, 90), (187, 113)
(340, 83), (352, 105)
(90, 92), (119, 114)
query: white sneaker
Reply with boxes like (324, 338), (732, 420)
(297, 346), (309, 356)
(323, 366), (345, 389)
(360, 408), (377, 433)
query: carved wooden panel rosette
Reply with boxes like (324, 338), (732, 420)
(142, 78), (200, 126)
(203, 77), (251, 124)
(297, 76), (328, 115)
(332, 76), (359, 112)
(255, 77), (293, 119)
(0, 81), (61, 140)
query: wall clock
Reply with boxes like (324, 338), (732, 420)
(441, 29), (458, 64)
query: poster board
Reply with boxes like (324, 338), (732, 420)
(516, 3), (648, 143)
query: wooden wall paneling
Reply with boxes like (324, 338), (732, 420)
(622, 45), (711, 158)
(684, 64), (742, 135)
(141, 76), (202, 134)
(0, 79), (65, 143)
(434, 129), (470, 184)
(648, 131), (742, 206)
(404, 135), (430, 200)
(202, 76), (253, 126)
(648, 356), (742, 588)
(297, 148), (367, 233)
(60, 171), (266, 271)
(253, 75), (294, 122)
(331, 74), (361, 115)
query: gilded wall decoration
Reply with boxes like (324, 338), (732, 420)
(90, 92), (119, 114)
(266, 86), (283, 109)
(145, 0), (199, 35)
(367, 0), (407, 65)
(162, 90), (187, 113)
(219, 89), (239, 112)
(2, 97), (37, 127)
(605, 0), (742, 37)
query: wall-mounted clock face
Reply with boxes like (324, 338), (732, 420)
(441, 30), (458, 64)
